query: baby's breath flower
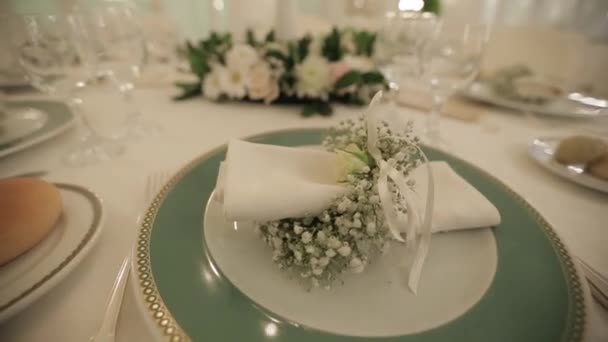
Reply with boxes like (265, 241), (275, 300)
(338, 245), (352, 257)
(301, 232), (313, 244)
(258, 114), (422, 289)
(316, 231), (327, 243)
(328, 237), (341, 249)
(294, 225), (304, 235)
(349, 257), (363, 272)
(318, 257), (330, 267)
(366, 222), (377, 235)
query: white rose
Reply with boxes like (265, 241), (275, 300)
(225, 44), (259, 72)
(343, 55), (374, 72)
(247, 61), (280, 104)
(202, 66), (224, 101)
(295, 55), (331, 99)
(219, 66), (247, 99)
(336, 143), (370, 180)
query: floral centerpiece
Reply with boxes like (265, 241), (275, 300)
(175, 28), (388, 116)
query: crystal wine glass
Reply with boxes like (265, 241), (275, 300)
(79, 3), (160, 141)
(377, 11), (437, 107)
(419, 21), (487, 147)
(10, 13), (125, 166)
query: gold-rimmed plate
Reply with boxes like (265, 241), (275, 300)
(0, 183), (104, 322)
(131, 128), (589, 342)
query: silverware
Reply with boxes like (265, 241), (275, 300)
(577, 257), (608, 310)
(89, 171), (169, 342)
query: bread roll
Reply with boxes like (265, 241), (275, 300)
(588, 153), (608, 181)
(0, 178), (62, 266)
(554, 136), (607, 165)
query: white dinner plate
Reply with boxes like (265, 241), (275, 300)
(0, 107), (48, 146)
(528, 136), (608, 193)
(0, 100), (76, 158)
(463, 81), (607, 119)
(0, 183), (104, 322)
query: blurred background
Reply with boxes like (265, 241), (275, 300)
(1, 0), (607, 97)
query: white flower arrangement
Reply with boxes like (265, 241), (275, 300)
(257, 116), (423, 289)
(176, 28), (388, 116)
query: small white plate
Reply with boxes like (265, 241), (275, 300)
(0, 101), (76, 158)
(463, 81), (607, 119)
(0, 108), (48, 146)
(0, 183), (104, 322)
(528, 136), (608, 193)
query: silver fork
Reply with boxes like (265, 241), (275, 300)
(577, 257), (608, 310)
(90, 172), (169, 342)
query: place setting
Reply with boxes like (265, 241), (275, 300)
(0, 1), (607, 342)
(128, 91), (589, 342)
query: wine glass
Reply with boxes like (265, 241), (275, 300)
(419, 21), (487, 146)
(376, 11), (437, 105)
(74, 3), (159, 142)
(10, 13), (125, 166)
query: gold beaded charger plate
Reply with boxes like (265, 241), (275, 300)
(132, 128), (589, 342)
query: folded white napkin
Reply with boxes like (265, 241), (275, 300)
(216, 140), (347, 222)
(409, 161), (501, 233)
(215, 141), (501, 232)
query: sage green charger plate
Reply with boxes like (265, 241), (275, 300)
(0, 100), (75, 158)
(133, 128), (588, 342)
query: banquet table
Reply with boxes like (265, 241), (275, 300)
(0, 85), (606, 342)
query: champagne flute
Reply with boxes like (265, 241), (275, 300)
(10, 13), (125, 166)
(419, 21), (487, 147)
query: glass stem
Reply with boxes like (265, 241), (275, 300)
(118, 82), (140, 125)
(426, 92), (445, 141)
(66, 85), (102, 145)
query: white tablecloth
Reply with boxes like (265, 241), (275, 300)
(0, 85), (606, 341)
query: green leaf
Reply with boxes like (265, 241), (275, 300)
(301, 103), (317, 117)
(246, 29), (257, 47)
(185, 42), (210, 77)
(287, 41), (300, 64)
(361, 71), (385, 84)
(173, 82), (201, 100)
(317, 101), (333, 116)
(301, 101), (333, 117)
(188, 53), (209, 78)
(423, 0), (441, 14)
(265, 30), (275, 42)
(297, 35), (312, 61)
(265, 49), (288, 63)
(335, 70), (362, 90)
(353, 31), (376, 56)
(322, 27), (342, 61)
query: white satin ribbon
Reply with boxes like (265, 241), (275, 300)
(366, 91), (435, 294)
